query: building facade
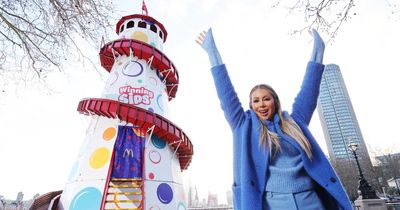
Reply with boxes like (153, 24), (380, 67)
(317, 64), (371, 164)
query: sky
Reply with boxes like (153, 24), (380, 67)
(1, 0), (400, 204)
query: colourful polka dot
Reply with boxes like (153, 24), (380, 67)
(178, 202), (187, 210)
(148, 107), (154, 113)
(69, 187), (102, 210)
(122, 60), (144, 77)
(138, 79), (142, 83)
(156, 94), (164, 112)
(149, 206), (160, 210)
(151, 136), (166, 149)
(150, 42), (156, 47)
(179, 190), (186, 200)
(157, 183), (173, 204)
(89, 147), (110, 169)
(149, 172), (155, 180)
(149, 150), (161, 164)
(149, 76), (158, 87)
(103, 127), (116, 141)
(132, 31), (148, 43)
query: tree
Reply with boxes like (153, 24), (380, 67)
(373, 150), (400, 195)
(388, 0), (400, 20)
(273, 0), (399, 39)
(0, 0), (114, 86)
(332, 158), (359, 201)
(332, 154), (381, 201)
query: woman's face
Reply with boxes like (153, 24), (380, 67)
(251, 88), (276, 121)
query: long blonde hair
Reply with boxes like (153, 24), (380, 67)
(249, 84), (313, 159)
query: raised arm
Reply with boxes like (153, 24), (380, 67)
(291, 29), (325, 125)
(196, 29), (246, 130)
(196, 29), (223, 67)
(309, 29), (325, 64)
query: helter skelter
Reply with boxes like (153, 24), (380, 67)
(32, 2), (194, 210)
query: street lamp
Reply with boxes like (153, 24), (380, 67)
(348, 143), (379, 199)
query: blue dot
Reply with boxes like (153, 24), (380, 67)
(69, 187), (102, 210)
(157, 183), (173, 204)
(178, 202), (187, 210)
(152, 136), (166, 149)
(148, 107), (154, 113)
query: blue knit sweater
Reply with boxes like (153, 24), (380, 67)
(210, 62), (352, 210)
(264, 113), (314, 193)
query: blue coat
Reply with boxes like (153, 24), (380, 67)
(210, 62), (352, 210)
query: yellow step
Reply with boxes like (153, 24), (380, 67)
(106, 194), (142, 202)
(109, 182), (141, 188)
(111, 178), (142, 182)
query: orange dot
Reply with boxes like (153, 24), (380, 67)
(132, 31), (148, 43)
(103, 127), (116, 141)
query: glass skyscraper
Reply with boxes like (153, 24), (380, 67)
(317, 64), (372, 163)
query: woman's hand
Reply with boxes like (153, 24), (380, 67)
(196, 30), (207, 49)
(196, 28), (216, 53)
(310, 29), (325, 64)
(196, 28), (223, 66)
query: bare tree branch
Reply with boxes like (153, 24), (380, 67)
(387, 0), (400, 20)
(272, 0), (356, 41)
(0, 0), (114, 87)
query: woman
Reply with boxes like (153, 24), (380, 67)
(196, 29), (352, 210)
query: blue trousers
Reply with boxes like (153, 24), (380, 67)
(263, 190), (325, 210)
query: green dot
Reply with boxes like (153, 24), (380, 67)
(138, 79), (142, 83)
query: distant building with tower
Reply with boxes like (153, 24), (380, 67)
(226, 190), (233, 207)
(207, 192), (218, 207)
(317, 64), (372, 166)
(188, 185), (200, 207)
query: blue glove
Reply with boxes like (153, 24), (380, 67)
(197, 28), (223, 67)
(310, 29), (325, 64)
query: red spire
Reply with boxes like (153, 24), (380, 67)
(142, 0), (148, 16)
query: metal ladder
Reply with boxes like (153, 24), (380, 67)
(103, 178), (143, 210)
